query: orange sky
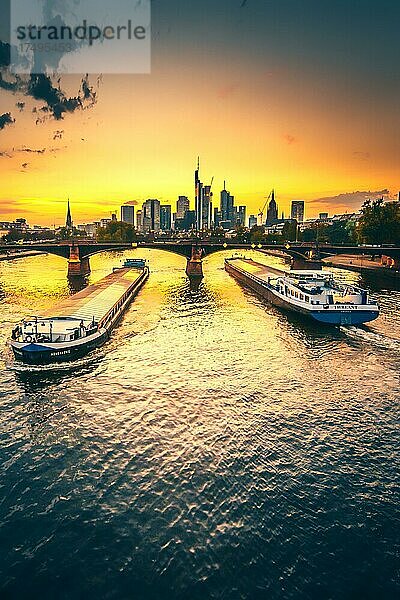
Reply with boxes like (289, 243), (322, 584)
(1, 1), (399, 225)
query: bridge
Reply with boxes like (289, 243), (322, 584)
(1, 240), (399, 278)
(136, 241), (400, 274)
(0, 242), (131, 276)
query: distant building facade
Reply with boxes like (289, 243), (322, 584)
(176, 196), (189, 219)
(136, 210), (143, 232)
(248, 214), (257, 228)
(195, 161), (213, 230)
(236, 205), (246, 227)
(291, 200), (305, 223)
(121, 205), (134, 225)
(142, 199), (161, 233)
(160, 205), (172, 230)
(220, 182), (235, 227)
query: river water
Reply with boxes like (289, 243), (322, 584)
(0, 250), (399, 599)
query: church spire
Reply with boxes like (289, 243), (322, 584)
(66, 199), (73, 229)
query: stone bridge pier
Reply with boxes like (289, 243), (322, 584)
(185, 246), (204, 280)
(68, 244), (91, 277)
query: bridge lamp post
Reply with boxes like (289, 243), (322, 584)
(251, 244), (256, 249)
(257, 244), (262, 249)
(223, 243), (227, 249)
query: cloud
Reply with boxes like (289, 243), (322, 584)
(53, 129), (64, 140)
(0, 145), (64, 159)
(17, 146), (46, 154)
(21, 162), (29, 169)
(309, 189), (390, 212)
(124, 200), (139, 206)
(353, 151), (370, 161)
(16, 102), (25, 112)
(0, 113), (15, 130)
(283, 134), (296, 145)
(218, 83), (239, 99)
(0, 45), (98, 123)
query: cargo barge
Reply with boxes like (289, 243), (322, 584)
(225, 257), (379, 326)
(10, 260), (149, 364)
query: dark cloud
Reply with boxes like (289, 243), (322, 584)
(0, 150), (12, 158)
(53, 129), (64, 140)
(309, 189), (390, 211)
(16, 102), (25, 112)
(0, 63), (98, 123)
(0, 113), (15, 130)
(21, 162), (29, 169)
(17, 147), (46, 154)
(124, 200), (139, 206)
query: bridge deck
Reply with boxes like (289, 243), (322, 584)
(42, 268), (144, 323)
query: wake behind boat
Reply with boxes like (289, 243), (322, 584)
(10, 259), (149, 365)
(225, 257), (379, 326)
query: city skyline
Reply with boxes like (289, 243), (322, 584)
(1, 1), (399, 225)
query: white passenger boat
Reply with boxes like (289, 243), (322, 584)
(225, 258), (379, 325)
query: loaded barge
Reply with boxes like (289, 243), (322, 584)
(225, 257), (379, 326)
(10, 259), (149, 364)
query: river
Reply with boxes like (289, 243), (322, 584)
(0, 250), (399, 599)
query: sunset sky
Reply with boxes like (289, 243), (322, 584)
(0, 0), (399, 226)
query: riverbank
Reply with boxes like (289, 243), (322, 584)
(0, 250), (46, 261)
(323, 254), (400, 277)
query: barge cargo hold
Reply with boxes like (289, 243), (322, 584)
(225, 257), (379, 326)
(10, 265), (149, 365)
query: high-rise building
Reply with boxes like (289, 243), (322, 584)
(220, 182), (235, 227)
(111, 213), (117, 222)
(266, 190), (278, 224)
(160, 205), (172, 230)
(195, 159), (212, 230)
(142, 199), (161, 233)
(237, 205), (246, 227)
(121, 205), (134, 225)
(176, 196), (189, 218)
(249, 215), (257, 228)
(319, 212), (328, 220)
(184, 210), (196, 230)
(136, 210), (143, 232)
(291, 200), (305, 223)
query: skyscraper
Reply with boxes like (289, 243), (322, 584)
(220, 182), (235, 228)
(195, 159), (212, 230)
(121, 205), (134, 225)
(249, 215), (257, 228)
(136, 210), (143, 232)
(291, 200), (305, 223)
(142, 199), (161, 233)
(266, 190), (278, 224)
(160, 205), (172, 230)
(237, 205), (246, 226)
(177, 196), (189, 218)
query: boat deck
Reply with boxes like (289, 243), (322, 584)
(228, 258), (284, 282)
(42, 268), (145, 323)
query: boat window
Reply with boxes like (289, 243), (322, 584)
(299, 293), (304, 300)
(305, 295), (309, 302)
